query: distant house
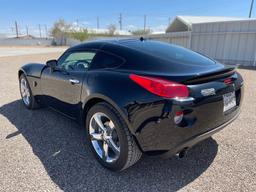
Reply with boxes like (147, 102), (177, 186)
(69, 24), (131, 36)
(88, 28), (131, 36)
(166, 16), (247, 33)
(148, 15), (256, 66)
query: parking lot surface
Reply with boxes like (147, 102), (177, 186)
(0, 51), (256, 191)
(0, 46), (67, 57)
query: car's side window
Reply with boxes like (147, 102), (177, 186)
(90, 51), (125, 69)
(58, 51), (96, 72)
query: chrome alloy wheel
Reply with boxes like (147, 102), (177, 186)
(20, 78), (31, 106)
(89, 112), (120, 163)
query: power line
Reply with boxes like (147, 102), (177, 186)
(119, 13), (122, 30)
(97, 16), (99, 29)
(249, 0), (254, 18)
(39, 24), (42, 38)
(15, 21), (19, 38)
(26, 26), (29, 36)
(45, 25), (48, 39)
(144, 15), (147, 32)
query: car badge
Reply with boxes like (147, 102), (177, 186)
(201, 88), (216, 96)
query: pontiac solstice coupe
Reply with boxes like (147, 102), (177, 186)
(18, 39), (243, 171)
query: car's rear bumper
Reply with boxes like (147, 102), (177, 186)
(159, 110), (240, 158)
(127, 73), (244, 154)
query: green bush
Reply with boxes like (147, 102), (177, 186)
(68, 29), (89, 42)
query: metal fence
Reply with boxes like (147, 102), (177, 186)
(147, 20), (256, 66)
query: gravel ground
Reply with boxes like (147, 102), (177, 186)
(0, 46), (67, 57)
(0, 52), (255, 192)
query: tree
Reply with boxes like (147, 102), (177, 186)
(69, 29), (89, 42)
(50, 19), (71, 45)
(107, 24), (116, 35)
(131, 29), (151, 36)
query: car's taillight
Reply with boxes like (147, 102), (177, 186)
(129, 74), (189, 98)
(224, 78), (233, 84)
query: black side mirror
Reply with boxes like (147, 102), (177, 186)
(46, 60), (57, 69)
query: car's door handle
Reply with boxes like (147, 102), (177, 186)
(69, 79), (80, 84)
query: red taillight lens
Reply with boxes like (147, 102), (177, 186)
(224, 78), (233, 84)
(129, 74), (189, 98)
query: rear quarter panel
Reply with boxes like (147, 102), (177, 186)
(82, 70), (164, 134)
(83, 70), (244, 153)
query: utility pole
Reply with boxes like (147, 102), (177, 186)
(119, 13), (122, 30)
(144, 15), (147, 33)
(97, 16), (99, 29)
(76, 19), (79, 27)
(39, 24), (42, 38)
(26, 26), (29, 36)
(249, 0), (254, 18)
(15, 21), (19, 38)
(45, 25), (48, 39)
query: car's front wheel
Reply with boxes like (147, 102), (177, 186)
(86, 102), (142, 171)
(19, 74), (39, 109)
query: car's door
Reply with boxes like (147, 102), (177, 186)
(41, 50), (96, 118)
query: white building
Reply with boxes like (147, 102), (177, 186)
(148, 16), (256, 66)
(166, 16), (247, 32)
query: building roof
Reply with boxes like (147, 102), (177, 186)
(166, 16), (248, 33)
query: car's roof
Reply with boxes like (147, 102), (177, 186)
(69, 38), (148, 52)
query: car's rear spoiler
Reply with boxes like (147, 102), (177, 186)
(184, 66), (236, 84)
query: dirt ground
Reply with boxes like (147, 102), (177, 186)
(0, 52), (256, 191)
(0, 46), (67, 57)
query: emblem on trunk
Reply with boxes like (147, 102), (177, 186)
(201, 88), (216, 96)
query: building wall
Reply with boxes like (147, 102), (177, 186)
(147, 32), (190, 49)
(191, 20), (256, 66)
(147, 20), (256, 66)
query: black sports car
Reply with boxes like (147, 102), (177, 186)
(18, 39), (243, 171)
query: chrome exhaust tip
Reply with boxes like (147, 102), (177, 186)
(176, 148), (188, 158)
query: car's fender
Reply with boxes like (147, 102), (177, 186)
(19, 63), (46, 78)
(18, 63), (46, 103)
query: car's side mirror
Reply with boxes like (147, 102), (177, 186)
(46, 60), (58, 69)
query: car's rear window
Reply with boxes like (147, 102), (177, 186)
(122, 40), (216, 66)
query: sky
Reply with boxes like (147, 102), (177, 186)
(0, 0), (254, 36)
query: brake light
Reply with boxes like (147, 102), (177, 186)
(129, 74), (189, 98)
(224, 78), (233, 84)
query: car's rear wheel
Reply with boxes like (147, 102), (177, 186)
(19, 74), (39, 109)
(86, 102), (142, 171)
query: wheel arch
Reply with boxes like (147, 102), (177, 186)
(18, 69), (26, 78)
(82, 94), (133, 134)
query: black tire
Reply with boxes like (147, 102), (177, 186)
(19, 74), (40, 110)
(86, 102), (142, 171)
